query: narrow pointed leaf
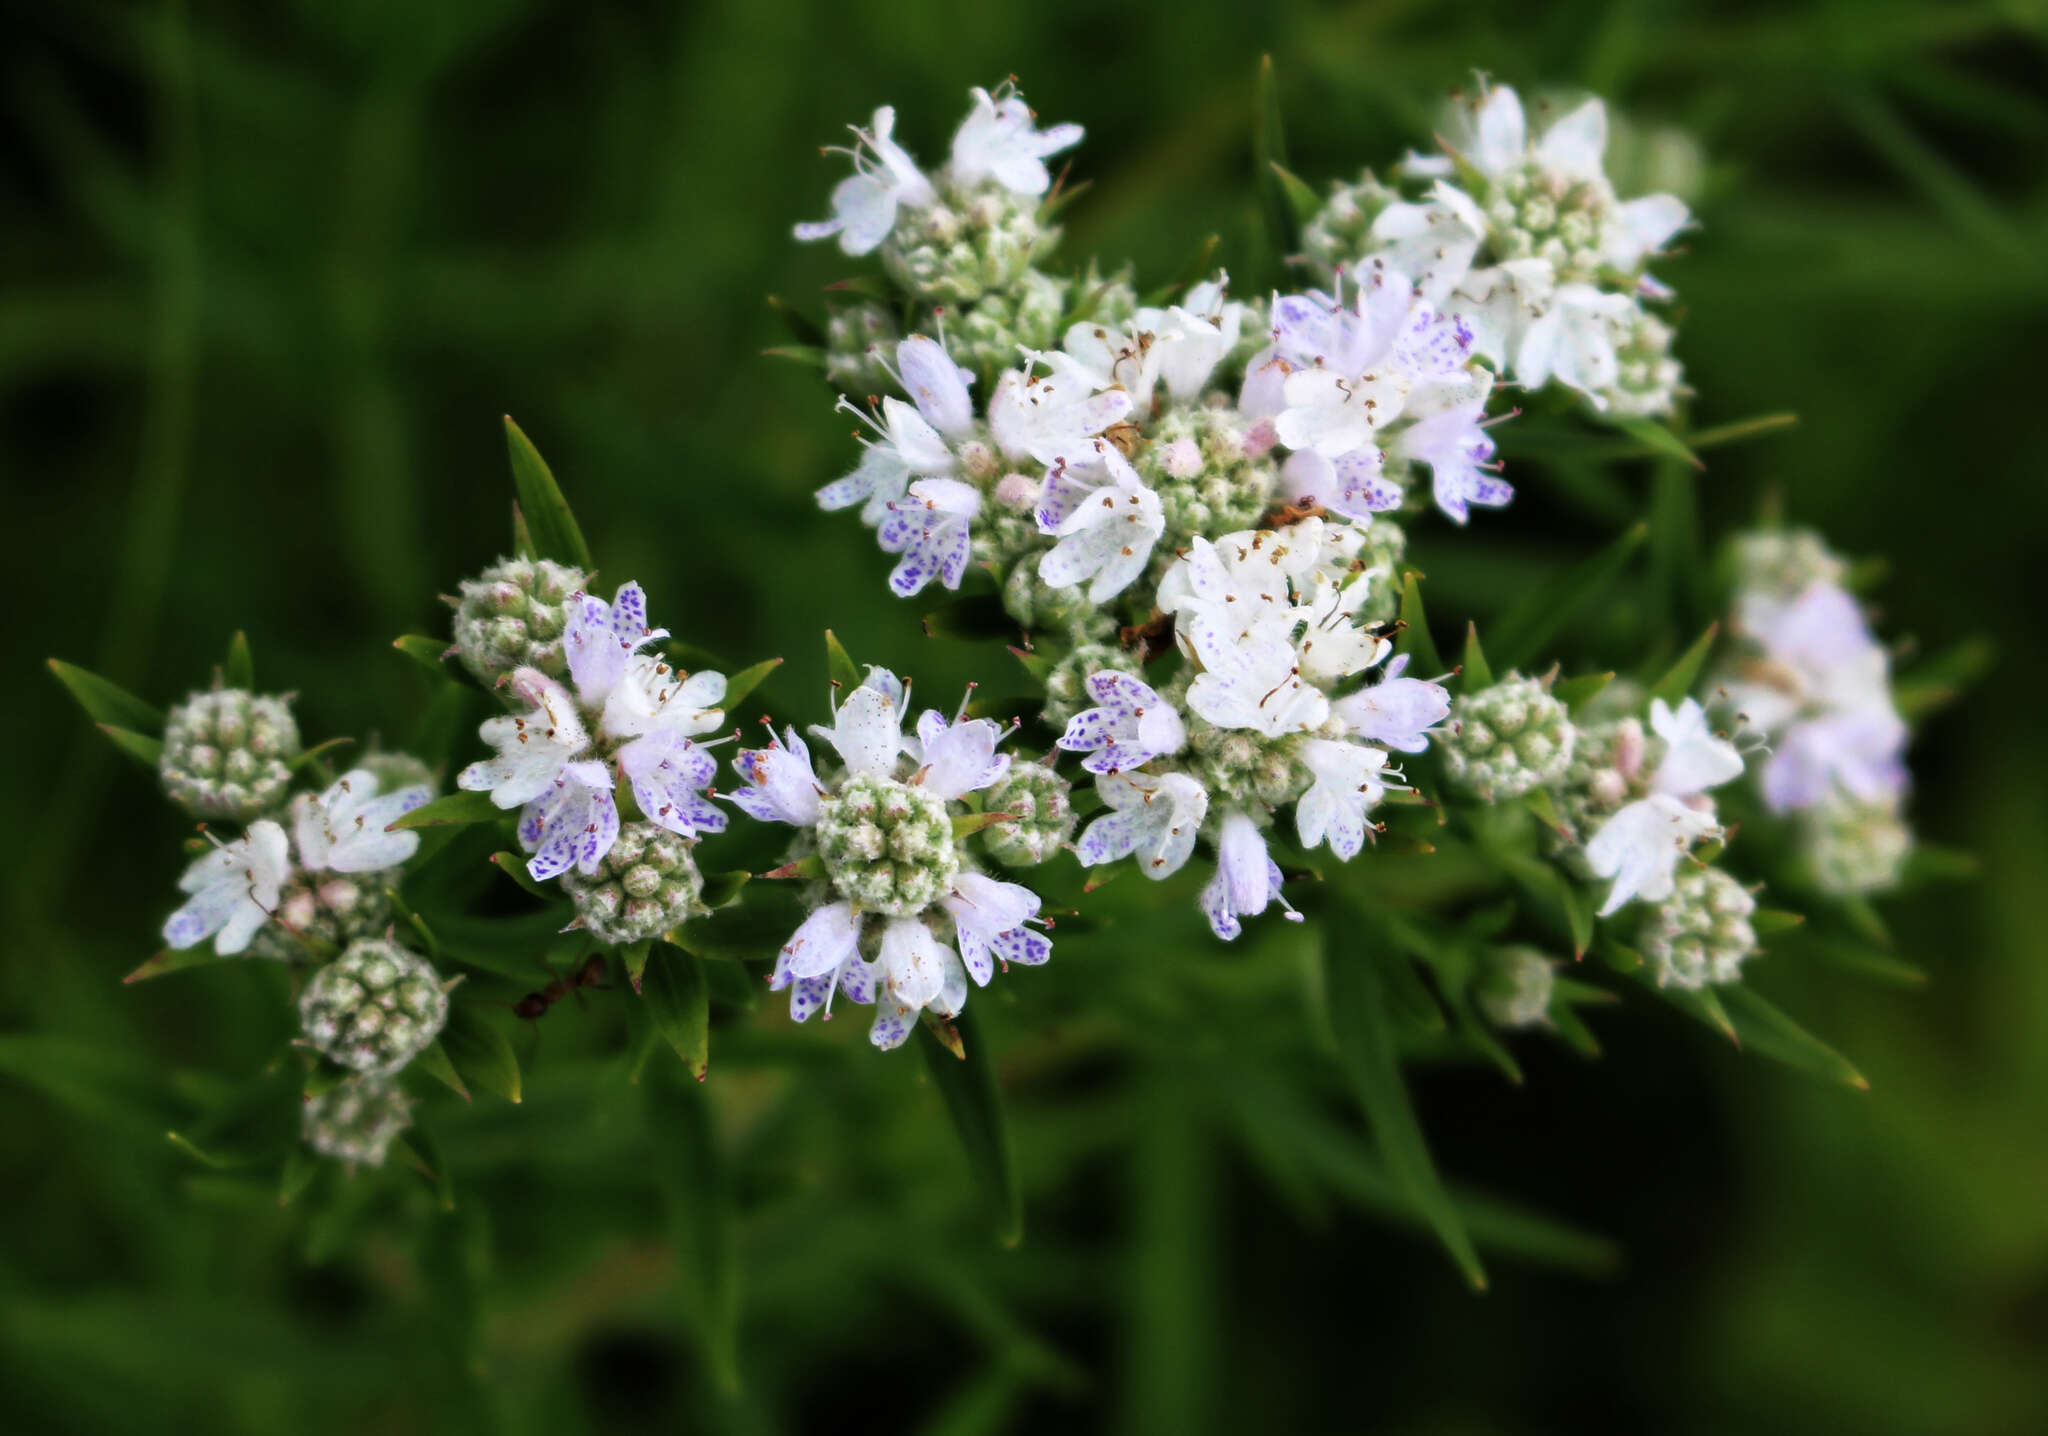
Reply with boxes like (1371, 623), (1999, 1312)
(1611, 416), (1702, 469)
(49, 659), (164, 733)
(1461, 622), (1494, 690)
(488, 851), (552, 899)
(622, 938), (653, 994)
(1667, 984), (1737, 1042)
(98, 724), (163, 768)
(1751, 908), (1806, 935)
(1893, 636), (1995, 721)
(699, 869), (751, 910)
(721, 656), (782, 710)
(387, 790), (503, 832)
(124, 947), (216, 983)
(1270, 161), (1323, 224)
(503, 416), (592, 571)
(1685, 412), (1798, 452)
(393, 634), (453, 678)
(440, 1005), (521, 1103)
(951, 811), (1015, 840)
(766, 293), (826, 347)
(223, 631), (255, 688)
(917, 1006), (1023, 1247)
(1394, 570), (1445, 675)
(1552, 671), (1615, 711)
(922, 592), (1015, 641)
(413, 1040), (470, 1102)
(289, 736), (354, 775)
(1491, 524), (1648, 671)
(1719, 985), (1869, 1089)
(1008, 644), (1054, 683)
(1253, 54), (1297, 255)
(764, 344), (827, 368)
(643, 945), (710, 1081)
(1322, 923), (1486, 1289)
(824, 630), (861, 690)
(279, 1148), (321, 1206)
(1648, 623), (1721, 707)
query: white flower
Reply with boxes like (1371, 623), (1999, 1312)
(292, 769), (429, 875)
(1180, 610), (1330, 737)
(1057, 671), (1187, 775)
(943, 871), (1051, 984)
(1270, 273), (1473, 458)
(1516, 282), (1635, 404)
(1274, 447), (1402, 522)
(1586, 698), (1744, 915)
(163, 820), (291, 955)
(1389, 392), (1511, 524)
(1035, 441), (1164, 602)
(769, 900), (874, 1024)
(913, 706), (1013, 798)
(729, 726), (825, 826)
(990, 354), (1133, 467)
(809, 671), (916, 779)
(1332, 654), (1450, 752)
(794, 106), (935, 256)
(1200, 810), (1299, 941)
(879, 476), (982, 597)
(1295, 738), (1395, 861)
(1365, 180), (1488, 304)
(1075, 770), (1209, 878)
(947, 84), (1082, 195)
(459, 667), (591, 810)
(818, 336), (974, 525)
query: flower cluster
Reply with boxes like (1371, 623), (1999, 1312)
(1718, 529), (1914, 893)
(731, 669), (1052, 1049)
(1305, 79), (1689, 415)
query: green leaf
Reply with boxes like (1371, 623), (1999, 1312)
(1322, 925), (1486, 1289)
(48, 658), (164, 733)
(643, 946), (710, 1081)
(124, 947), (216, 983)
(412, 1040), (470, 1102)
(1552, 671), (1615, 711)
(1719, 985), (1869, 1089)
(916, 1007), (1023, 1248)
(622, 938), (653, 994)
(765, 293), (826, 347)
(1491, 524), (1648, 672)
(763, 344), (827, 368)
(648, 1072), (742, 1394)
(1252, 54), (1297, 257)
(824, 629), (861, 690)
(1269, 161), (1323, 225)
(1460, 622), (1494, 690)
(488, 851), (551, 899)
(1751, 908), (1806, 935)
(278, 1148), (321, 1206)
(1666, 984), (1737, 1043)
(98, 725), (163, 769)
(761, 853), (828, 882)
(1502, 855), (1595, 958)
(1394, 570), (1445, 675)
(386, 790), (503, 832)
(1684, 412), (1799, 452)
(1008, 644), (1054, 684)
(1648, 622), (1721, 707)
(1893, 636), (1995, 721)
(440, 1004), (521, 1104)
(223, 631), (255, 688)
(167, 1129), (269, 1170)
(384, 888), (439, 958)
(1610, 416), (1702, 470)
(721, 656), (781, 710)
(699, 869), (751, 910)
(951, 810), (1015, 840)
(502, 416), (593, 572)
(289, 736), (353, 775)
(392, 633), (452, 678)
(922, 592), (1016, 642)
(1547, 1000), (1603, 1058)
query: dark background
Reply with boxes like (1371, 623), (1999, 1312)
(4, 1), (2047, 1432)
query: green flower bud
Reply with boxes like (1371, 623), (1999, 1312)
(880, 183), (1055, 304)
(1603, 310), (1685, 419)
(1302, 169), (1403, 280)
(1138, 406), (1278, 550)
(1187, 714), (1307, 809)
(561, 821), (707, 945)
(160, 689), (300, 821)
(450, 556), (588, 686)
(952, 269), (1071, 376)
(1443, 674), (1578, 803)
(1477, 946), (1557, 1028)
(1641, 866), (1758, 989)
(816, 774), (958, 917)
(1802, 795), (1912, 896)
(303, 1075), (412, 1168)
(1731, 529), (1847, 603)
(299, 939), (449, 1076)
(1043, 642), (1141, 727)
(248, 871), (395, 963)
(1001, 556), (1116, 645)
(979, 761), (1076, 867)
(823, 301), (901, 395)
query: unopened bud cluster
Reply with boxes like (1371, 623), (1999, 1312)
(562, 821), (707, 944)
(1443, 675), (1577, 802)
(979, 760), (1077, 867)
(817, 774), (960, 915)
(303, 1075), (412, 1168)
(160, 689), (300, 821)
(1640, 867), (1758, 989)
(1802, 795), (1912, 896)
(299, 938), (449, 1076)
(1478, 946), (1556, 1028)
(450, 556), (587, 685)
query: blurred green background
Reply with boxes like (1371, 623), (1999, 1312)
(5, 0), (2047, 1431)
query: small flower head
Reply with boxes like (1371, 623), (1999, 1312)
(1442, 674), (1577, 802)
(1802, 793), (1913, 897)
(815, 772), (960, 916)
(160, 689), (301, 822)
(298, 938), (449, 1076)
(450, 556), (588, 686)
(978, 760), (1077, 867)
(1640, 866), (1758, 989)
(303, 1074), (412, 1168)
(163, 819), (292, 956)
(562, 820), (708, 945)
(1477, 946), (1557, 1028)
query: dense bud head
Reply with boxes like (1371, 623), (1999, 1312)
(823, 302), (901, 394)
(978, 760), (1077, 867)
(1802, 795), (1912, 896)
(1548, 716), (1646, 853)
(1486, 163), (1622, 280)
(880, 182), (1054, 304)
(303, 1075), (412, 1167)
(1641, 866), (1758, 989)
(451, 556), (589, 686)
(1731, 529), (1847, 602)
(299, 938), (449, 1076)
(1187, 714), (1309, 809)
(1604, 310), (1685, 418)
(1302, 169), (1403, 279)
(952, 269), (1071, 375)
(1138, 406), (1279, 551)
(1000, 558), (1118, 645)
(160, 689), (301, 821)
(562, 821), (707, 945)
(1443, 674), (1578, 802)
(1478, 946), (1557, 1028)
(248, 870), (395, 963)
(1042, 643), (1142, 727)
(816, 774), (958, 917)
